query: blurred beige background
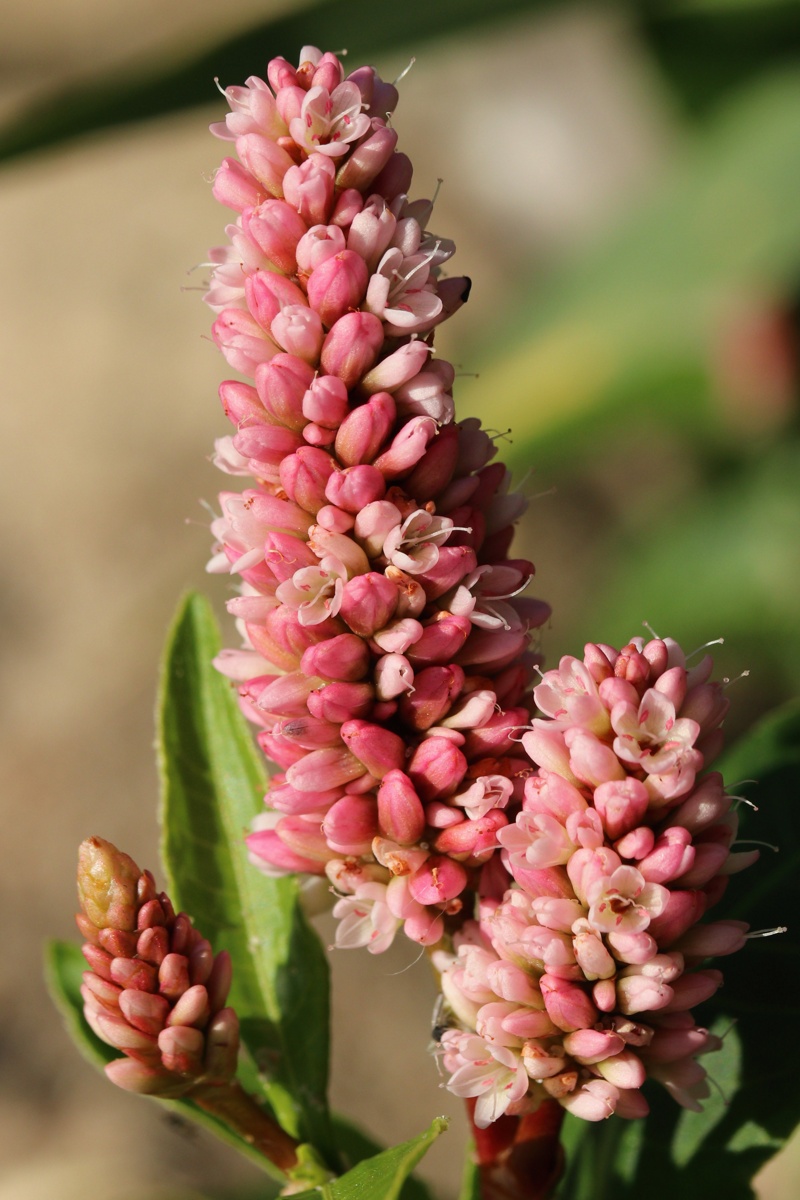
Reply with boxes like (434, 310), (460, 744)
(1, 3), (797, 1198)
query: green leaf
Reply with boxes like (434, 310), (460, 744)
(158, 592), (334, 1162)
(0, 0), (562, 166)
(44, 938), (283, 1180)
(289, 1118), (448, 1200)
(556, 700), (800, 1200)
(330, 1115), (438, 1200)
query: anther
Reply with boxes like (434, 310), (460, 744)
(687, 636), (725, 661)
(393, 58), (416, 86)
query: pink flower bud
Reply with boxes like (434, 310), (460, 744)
(219, 379), (265, 426)
(673, 919), (748, 957)
(434, 811), (508, 861)
(336, 125), (398, 191)
(407, 614), (471, 667)
(360, 342), (431, 396)
(340, 719), (406, 778)
(273, 813), (332, 862)
(661, 969), (722, 1012)
(321, 311), (384, 389)
(271, 305), (325, 363)
(372, 416), (438, 478)
(642, 1022), (719, 1060)
(614, 826), (655, 860)
(595, 1048), (646, 1090)
(566, 729), (627, 788)
(279, 447), (337, 512)
(233, 424), (304, 476)
(242, 198), (307, 273)
(307, 250), (369, 328)
(249, 671), (319, 716)
(295, 224), (346, 274)
(405, 425), (461, 501)
(647, 888), (707, 945)
(377, 770), (426, 844)
(235, 134), (295, 196)
(395, 361), (455, 422)
(212, 309), (276, 376)
(245, 270), (307, 331)
(407, 736), (468, 802)
(592, 779), (649, 840)
(285, 747), (366, 792)
(255, 354), (315, 431)
(654, 665), (687, 710)
(213, 158), (264, 211)
(301, 632), (370, 681)
(282, 153), (336, 225)
(374, 652), (414, 700)
(334, 391), (396, 466)
(339, 572), (398, 636)
(247, 608), (334, 673)
(540, 974), (599, 1032)
(325, 464), (386, 512)
(371, 151), (413, 201)
(562, 1029), (625, 1064)
(398, 664), (464, 730)
(247, 826), (325, 875)
(616, 974), (674, 1015)
(331, 187), (364, 226)
(322, 794), (379, 855)
(637, 827), (695, 884)
(302, 374), (350, 429)
(347, 197), (397, 271)
(456, 627), (531, 672)
(354, 500), (402, 557)
(408, 855), (468, 905)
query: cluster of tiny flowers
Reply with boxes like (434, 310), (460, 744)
(204, 47), (756, 1129)
(205, 46), (549, 949)
(77, 837), (238, 1097)
(434, 637), (756, 1126)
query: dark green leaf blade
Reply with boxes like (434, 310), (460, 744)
(45, 938), (283, 1179)
(290, 1118), (448, 1200)
(158, 591), (334, 1160)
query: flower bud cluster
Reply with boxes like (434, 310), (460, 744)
(434, 637), (755, 1126)
(77, 837), (238, 1098)
(205, 46), (549, 947)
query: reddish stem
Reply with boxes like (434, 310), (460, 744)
(191, 1079), (299, 1172)
(466, 1098), (565, 1200)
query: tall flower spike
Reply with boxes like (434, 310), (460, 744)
(205, 45), (549, 953)
(76, 837), (299, 1171)
(434, 636), (757, 1127)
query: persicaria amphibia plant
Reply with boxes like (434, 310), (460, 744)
(60, 42), (786, 1200)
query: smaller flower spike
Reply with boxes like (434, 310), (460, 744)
(76, 837), (299, 1172)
